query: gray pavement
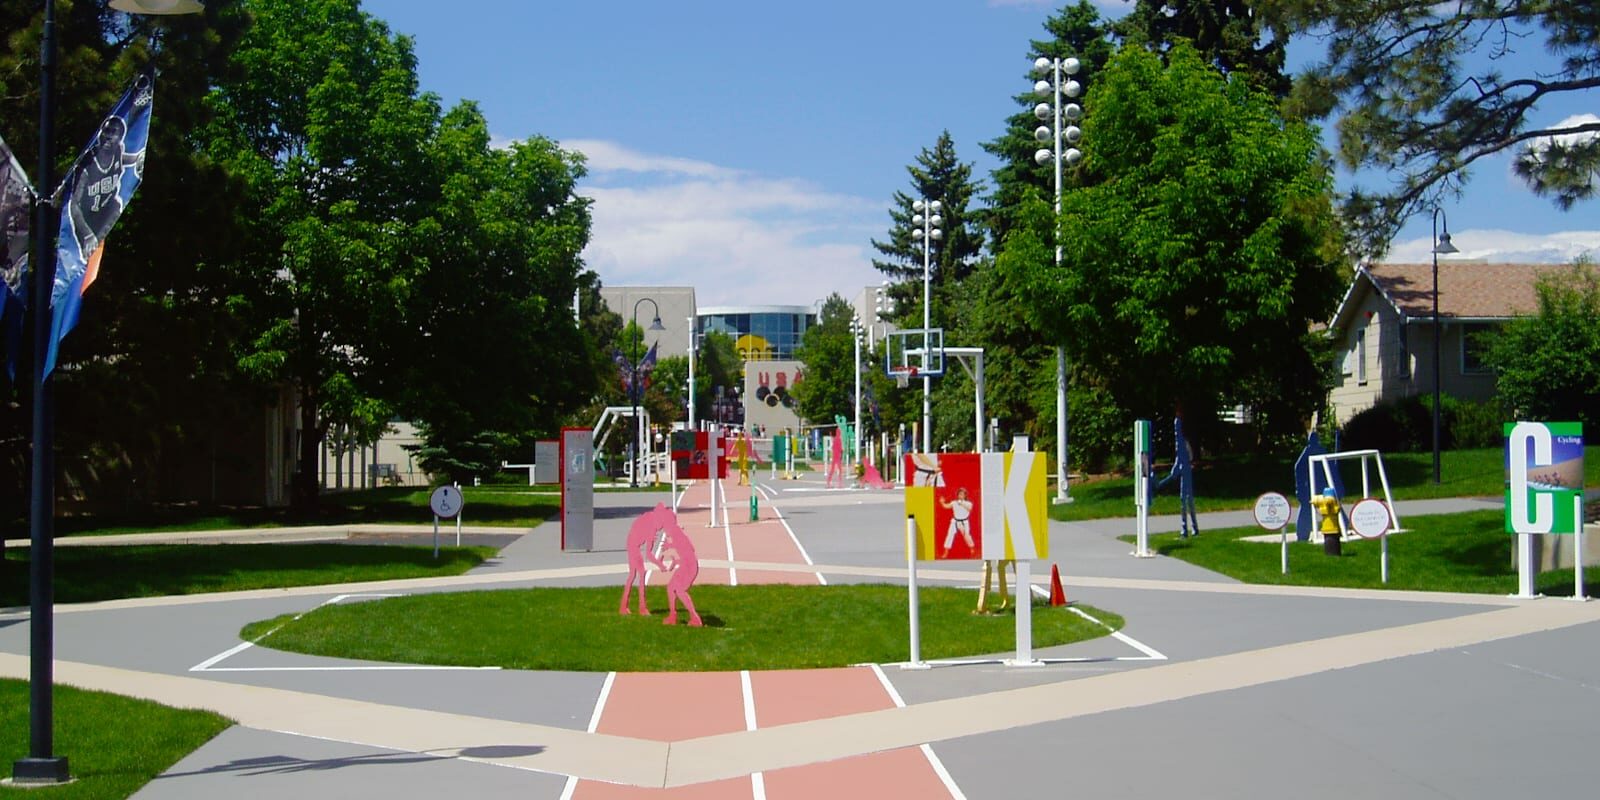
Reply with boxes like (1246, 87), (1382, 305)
(1, 478), (1596, 797)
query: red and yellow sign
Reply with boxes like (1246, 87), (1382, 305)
(903, 451), (1048, 560)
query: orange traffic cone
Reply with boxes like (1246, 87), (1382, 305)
(1049, 563), (1068, 606)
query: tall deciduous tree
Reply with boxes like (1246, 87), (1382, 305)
(393, 106), (594, 482)
(203, 0), (441, 508)
(1267, 0), (1600, 253)
(1012, 42), (1344, 450)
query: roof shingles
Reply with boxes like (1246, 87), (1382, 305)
(1365, 262), (1563, 320)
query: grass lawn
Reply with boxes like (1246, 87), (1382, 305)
(1054, 445), (1600, 522)
(0, 680), (231, 799)
(1131, 510), (1599, 596)
(241, 584), (1124, 671)
(1, 544), (492, 607)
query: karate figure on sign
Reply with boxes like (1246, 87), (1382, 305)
(940, 486), (975, 551)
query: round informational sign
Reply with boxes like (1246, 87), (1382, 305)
(1348, 498), (1391, 538)
(1253, 492), (1292, 531)
(429, 485), (463, 520)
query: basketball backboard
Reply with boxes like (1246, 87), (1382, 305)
(884, 328), (945, 379)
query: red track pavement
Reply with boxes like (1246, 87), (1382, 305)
(570, 479), (956, 798)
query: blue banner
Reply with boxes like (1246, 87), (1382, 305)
(46, 73), (155, 376)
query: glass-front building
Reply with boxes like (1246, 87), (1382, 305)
(697, 305), (816, 360)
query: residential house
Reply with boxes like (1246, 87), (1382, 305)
(1326, 262), (1561, 425)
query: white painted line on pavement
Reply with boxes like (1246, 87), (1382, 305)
(870, 663), (967, 800)
(1068, 605), (1168, 661)
(190, 640), (255, 672)
(560, 670), (617, 800)
(197, 665), (500, 672)
(190, 591), (500, 673)
(767, 501), (827, 585)
(740, 670), (768, 800)
(723, 480), (739, 586)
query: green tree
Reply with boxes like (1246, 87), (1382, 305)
(697, 330), (742, 423)
(870, 131), (984, 329)
(791, 295), (856, 427)
(1116, 0), (1292, 97)
(201, 0), (442, 506)
(1012, 42), (1344, 452)
(649, 355), (689, 425)
(1267, 0), (1600, 253)
(1484, 260), (1600, 430)
(392, 107), (594, 482)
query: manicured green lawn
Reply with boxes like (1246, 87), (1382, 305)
(1, 544), (492, 607)
(241, 584), (1124, 671)
(1132, 509), (1598, 596)
(1055, 446), (1600, 522)
(0, 680), (231, 799)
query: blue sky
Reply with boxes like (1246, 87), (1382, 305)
(363, 0), (1598, 306)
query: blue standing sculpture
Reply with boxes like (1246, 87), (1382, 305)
(1155, 418), (1199, 537)
(1293, 431), (1346, 541)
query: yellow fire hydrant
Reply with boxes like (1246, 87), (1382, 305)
(1311, 488), (1343, 556)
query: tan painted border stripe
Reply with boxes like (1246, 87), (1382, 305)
(5, 600), (1596, 788)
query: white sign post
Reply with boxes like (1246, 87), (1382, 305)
(1132, 420), (1154, 558)
(1254, 492), (1293, 575)
(1348, 498), (1394, 583)
(428, 484), (464, 559)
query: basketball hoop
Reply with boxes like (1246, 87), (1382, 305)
(893, 369), (911, 389)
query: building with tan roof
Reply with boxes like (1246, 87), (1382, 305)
(1326, 261), (1567, 425)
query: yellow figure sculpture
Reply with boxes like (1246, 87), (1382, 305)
(1311, 487), (1343, 555)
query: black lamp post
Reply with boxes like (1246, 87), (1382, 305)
(12, 1), (204, 786)
(1430, 207), (1459, 485)
(630, 297), (664, 487)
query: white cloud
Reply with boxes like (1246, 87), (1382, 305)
(1524, 114), (1600, 154)
(571, 141), (887, 306)
(1387, 228), (1600, 264)
(564, 139), (739, 180)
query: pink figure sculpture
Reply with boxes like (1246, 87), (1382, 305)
(861, 462), (894, 489)
(658, 523), (702, 627)
(826, 428), (846, 488)
(619, 502), (702, 626)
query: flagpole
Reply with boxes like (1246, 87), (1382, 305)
(14, 0), (68, 783)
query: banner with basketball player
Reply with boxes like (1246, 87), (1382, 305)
(903, 450), (1048, 560)
(45, 73), (155, 376)
(0, 132), (33, 380)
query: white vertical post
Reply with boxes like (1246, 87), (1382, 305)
(1056, 348), (1068, 502)
(432, 515), (439, 559)
(1013, 561), (1038, 666)
(974, 352), (985, 453)
(1281, 523), (1289, 575)
(1381, 532), (1388, 583)
(853, 322), (862, 466)
(905, 516), (925, 669)
(1574, 494), (1587, 602)
(707, 427), (721, 527)
(1516, 532), (1538, 597)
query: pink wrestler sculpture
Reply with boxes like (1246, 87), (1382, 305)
(619, 502), (703, 627)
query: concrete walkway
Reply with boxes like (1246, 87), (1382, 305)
(2, 478), (1597, 798)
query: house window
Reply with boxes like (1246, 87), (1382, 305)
(1461, 322), (1495, 374)
(1356, 328), (1367, 385)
